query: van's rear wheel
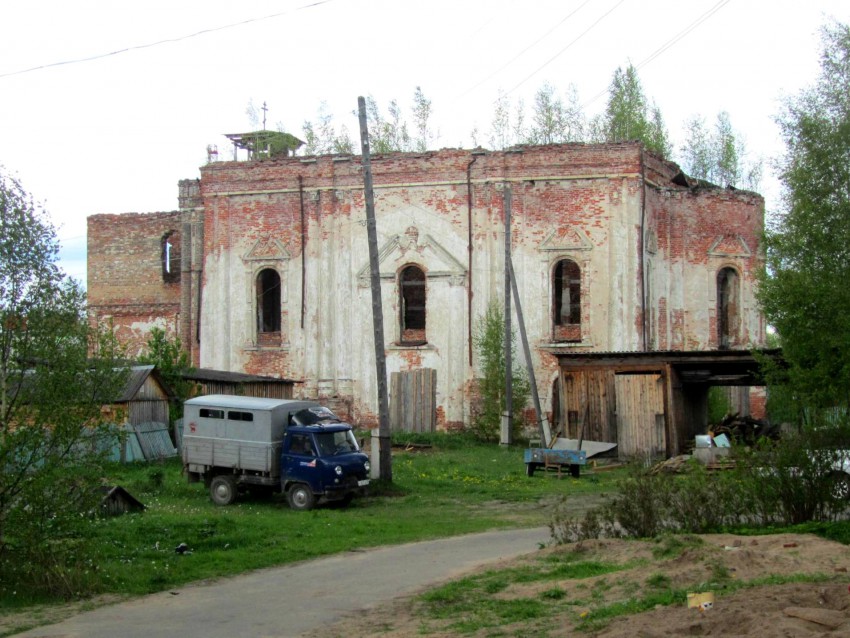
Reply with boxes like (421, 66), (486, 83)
(210, 475), (238, 506)
(288, 484), (316, 511)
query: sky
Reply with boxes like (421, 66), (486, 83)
(1, 0), (848, 284)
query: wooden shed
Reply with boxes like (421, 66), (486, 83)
(552, 349), (780, 460)
(102, 364), (174, 426)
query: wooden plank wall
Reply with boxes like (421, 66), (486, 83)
(614, 374), (665, 458)
(559, 370), (616, 442)
(390, 368), (436, 433)
(129, 400), (169, 426)
(137, 375), (168, 400)
(193, 382), (294, 399)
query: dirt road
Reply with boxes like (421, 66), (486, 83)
(12, 527), (551, 638)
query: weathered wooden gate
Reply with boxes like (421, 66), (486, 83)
(614, 373), (666, 459)
(390, 368), (436, 433)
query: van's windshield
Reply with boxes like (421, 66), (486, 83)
(315, 430), (360, 456)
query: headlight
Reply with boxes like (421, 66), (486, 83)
(364, 460), (371, 473)
(334, 465), (343, 476)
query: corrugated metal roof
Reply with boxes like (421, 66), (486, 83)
(133, 421), (177, 460)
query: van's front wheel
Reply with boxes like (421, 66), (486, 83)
(288, 484), (316, 511)
(210, 475), (238, 506)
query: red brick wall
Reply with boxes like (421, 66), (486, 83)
(87, 211), (182, 356)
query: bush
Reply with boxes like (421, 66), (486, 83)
(470, 301), (530, 442)
(550, 427), (850, 544)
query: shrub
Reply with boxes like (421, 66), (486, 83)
(550, 428), (850, 544)
(470, 301), (530, 442)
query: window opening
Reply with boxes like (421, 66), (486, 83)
(200, 408), (224, 419)
(553, 259), (581, 342)
(161, 230), (181, 283)
(227, 411), (254, 422)
(257, 269), (281, 334)
(717, 267), (740, 349)
(400, 265), (426, 345)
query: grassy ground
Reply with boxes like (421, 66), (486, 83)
(1, 434), (624, 607)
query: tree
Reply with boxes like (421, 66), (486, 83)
(366, 95), (412, 153)
(411, 86), (436, 152)
(488, 91), (513, 150)
(138, 327), (195, 421)
(302, 101), (354, 156)
(758, 20), (850, 408)
(529, 82), (566, 144)
(0, 166), (127, 597)
(602, 64), (671, 157)
(471, 301), (530, 441)
(680, 111), (762, 190)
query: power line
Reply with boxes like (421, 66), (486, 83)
(636, 0), (729, 71)
(0, 0), (335, 80)
(456, 0), (594, 100)
(581, 0), (730, 108)
(506, 0), (628, 96)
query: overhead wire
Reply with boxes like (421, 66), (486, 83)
(456, 0), (595, 100)
(581, 0), (731, 108)
(0, 0), (335, 80)
(505, 0), (628, 96)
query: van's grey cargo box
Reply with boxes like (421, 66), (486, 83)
(183, 395), (319, 475)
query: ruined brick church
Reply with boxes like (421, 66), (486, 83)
(87, 142), (765, 434)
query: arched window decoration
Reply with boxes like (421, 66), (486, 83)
(717, 267), (740, 349)
(553, 259), (581, 342)
(161, 230), (181, 283)
(256, 268), (281, 334)
(400, 265), (426, 345)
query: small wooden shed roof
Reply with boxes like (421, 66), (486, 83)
(116, 365), (176, 402)
(181, 368), (299, 399)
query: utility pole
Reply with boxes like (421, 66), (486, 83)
(502, 185), (513, 445)
(357, 96), (392, 482)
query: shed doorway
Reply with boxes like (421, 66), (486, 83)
(615, 373), (665, 459)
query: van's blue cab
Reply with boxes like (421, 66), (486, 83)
(282, 406), (371, 509)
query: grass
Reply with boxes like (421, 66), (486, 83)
(417, 549), (629, 635)
(0, 433), (623, 607)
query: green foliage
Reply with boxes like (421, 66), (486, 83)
(758, 20), (850, 409)
(419, 554), (624, 634)
(551, 423), (850, 545)
(411, 86), (435, 152)
(680, 111), (762, 190)
(0, 165), (129, 599)
(301, 100), (354, 156)
(362, 91), (432, 154)
(0, 436), (622, 606)
(601, 64), (671, 157)
(138, 327), (195, 421)
(471, 301), (530, 441)
(524, 82), (587, 145)
(707, 386), (733, 425)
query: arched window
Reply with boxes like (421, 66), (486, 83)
(400, 265), (426, 345)
(256, 269), (281, 334)
(161, 230), (181, 283)
(553, 259), (581, 342)
(717, 267), (740, 349)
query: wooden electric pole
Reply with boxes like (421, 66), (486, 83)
(357, 96), (392, 482)
(502, 185), (513, 445)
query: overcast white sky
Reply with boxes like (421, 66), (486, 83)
(1, 0), (848, 284)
